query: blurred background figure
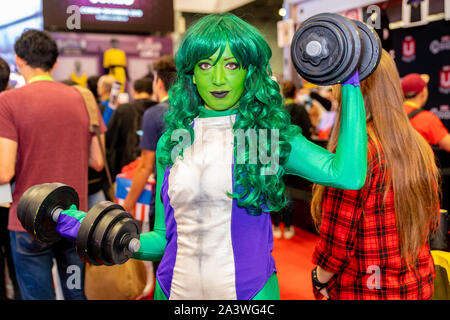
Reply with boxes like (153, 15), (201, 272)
(0, 56), (21, 300)
(87, 75), (101, 104)
(401, 73), (450, 152)
(106, 76), (157, 178)
(97, 75), (117, 126)
(122, 55), (176, 218)
(120, 55), (176, 298)
(295, 80), (337, 142)
(85, 75), (110, 207)
(272, 80), (313, 239)
(70, 60), (87, 88)
(0, 29), (106, 300)
(103, 38), (127, 93)
(0, 58), (10, 92)
(401, 72), (450, 220)
(283, 80), (312, 139)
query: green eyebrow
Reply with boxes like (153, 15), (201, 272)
(205, 56), (236, 61)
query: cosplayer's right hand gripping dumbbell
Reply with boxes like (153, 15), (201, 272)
(290, 13), (382, 86)
(283, 13), (381, 188)
(17, 183), (141, 266)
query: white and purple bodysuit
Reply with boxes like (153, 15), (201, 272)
(132, 83), (367, 300)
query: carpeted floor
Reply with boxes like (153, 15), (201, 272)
(272, 226), (320, 300)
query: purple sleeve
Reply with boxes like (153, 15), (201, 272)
(343, 70), (360, 87)
(55, 205), (86, 241)
(56, 214), (81, 240)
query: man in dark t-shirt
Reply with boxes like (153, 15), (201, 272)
(283, 81), (312, 139)
(273, 81), (313, 240)
(401, 73), (450, 151)
(122, 56), (176, 221)
(106, 77), (157, 178)
(0, 30), (106, 300)
(139, 101), (169, 216)
(121, 56), (175, 284)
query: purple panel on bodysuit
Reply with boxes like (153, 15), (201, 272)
(155, 166), (177, 299)
(231, 162), (276, 300)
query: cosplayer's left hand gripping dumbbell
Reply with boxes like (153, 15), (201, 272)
(17, 183), (141, 265)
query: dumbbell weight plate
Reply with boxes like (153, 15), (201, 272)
(293, 21), (345, 77)
(89, 209), (134, 265)
(17, 183), (79, 245)
(291, 13), (362, 86)
(103, 216), (140, 265)
(76, 201), (124, 265)
(352, 19), (382, 81)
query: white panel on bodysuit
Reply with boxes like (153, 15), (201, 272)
(168, 114), (236, 300)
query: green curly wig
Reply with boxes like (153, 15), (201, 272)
(160, 13), (301, 213)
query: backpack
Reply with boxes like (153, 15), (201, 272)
(407, 108), (425, 119)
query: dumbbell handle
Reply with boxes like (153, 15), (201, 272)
(51, 208), (64, 222)
(52, 206), (87, 223)
(128, 238), (141, 253)
(306, 40), (322, 57)
(53, 206), (141, 253)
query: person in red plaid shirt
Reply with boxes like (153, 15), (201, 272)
(310, 50), (441, 300)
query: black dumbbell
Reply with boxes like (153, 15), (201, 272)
(17, 183), (141, 265)
(77, 201), (141, 266)
(17, 183), (79, 245)
(291, 13), (382, 86)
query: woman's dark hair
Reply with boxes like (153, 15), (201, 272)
(133, 78), (153, 95)
(0, 58), (10, 92)
(87, 75), (101, 102)
(14, 30), (58, 71)
(153, 55), (176, 92)
(60, 79), (77, 86)
(282, 81), (296, 99)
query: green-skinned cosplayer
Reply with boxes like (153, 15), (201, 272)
(51, 13), (368, 300)
(131, 13), (367, 300)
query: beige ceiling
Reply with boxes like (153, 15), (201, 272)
(174, 0), (256, 13)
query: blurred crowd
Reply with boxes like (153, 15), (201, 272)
(0, 29), (177, 300)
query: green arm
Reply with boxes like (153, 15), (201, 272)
(285, 84), (367, 190)
(131, 136), (168, 261)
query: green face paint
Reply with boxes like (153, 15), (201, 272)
(193, 44), (247, 111)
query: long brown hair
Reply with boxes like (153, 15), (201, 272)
(311, 50), (440, 268)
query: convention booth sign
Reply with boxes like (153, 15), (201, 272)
(391, 19), (450, 131)
(392, 19), (450, 241)
(50, 32), (173, 93)
(43, 0), (174, 34)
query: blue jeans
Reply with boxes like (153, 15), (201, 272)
(88, 190), (106, 210)
(9, 231), (86, 300)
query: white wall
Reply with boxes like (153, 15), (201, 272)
(284, 0), (387, 21)
(52, 56), (99, 82)
(174, 0), (255, 13)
